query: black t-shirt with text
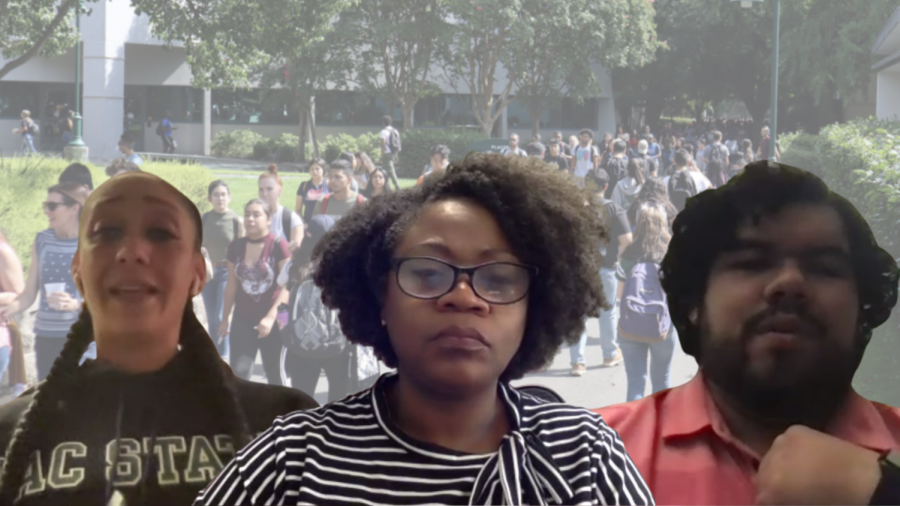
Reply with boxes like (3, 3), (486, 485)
(0, 351), (318, 506)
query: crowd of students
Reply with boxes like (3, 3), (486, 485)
(0, 119), (898, 505)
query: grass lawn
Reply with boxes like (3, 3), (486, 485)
(217, 173), (419, 214)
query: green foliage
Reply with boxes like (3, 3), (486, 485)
(0, 156), (211, 270)
(0, 0), (90, 80)
(780, 118), (900, 261)
(511, 0), (661, 134)
(320, 133), (381, 164)
(130, 0), (351, 89)
(252, 133), (305, 163)
(398, 127), (488, 179)
(337, 0), (451, 129)
(211, 130), (265, 159)
(613, 0), (896, 133)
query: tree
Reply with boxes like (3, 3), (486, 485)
(339, 0), (452, 130)
(440, 0), (532, 136)
(131, 0), (351, 89)
(0, 0), (92, 81)
(131, 0), (352, 159)
(510, 0), (661, 137)
(258, 35), (355, 161)
(613, 0), (897, 136)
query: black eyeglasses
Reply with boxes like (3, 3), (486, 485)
(42, 202), (72, 211)
(392, 257), (538, 305)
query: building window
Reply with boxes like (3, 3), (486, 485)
(147, 86), (204, 123)
(413, 95), (447, 127)
(506, 98), (552, 129)
(560, 97), (598, 129)
(315, 91), (383, 126)
(0, 81), (40, 119)
(211, 89), (300, 125)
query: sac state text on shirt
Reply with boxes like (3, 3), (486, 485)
(4, 433), (264, 500)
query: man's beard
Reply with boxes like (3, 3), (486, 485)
(698, 306), (863, 431)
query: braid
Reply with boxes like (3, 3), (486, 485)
(178, 303), (252, 451)
(0, 310), (94, 504)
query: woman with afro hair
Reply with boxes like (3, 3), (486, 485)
(196, 154), (654, 505)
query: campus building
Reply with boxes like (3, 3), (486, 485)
(0, 0), (617, 159)
(873, 6), (900, 120)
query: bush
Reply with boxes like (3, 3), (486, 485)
(319, 132), (381, 164)
(211, 130), (264, 159)
(0, 156), (212, 270)
(780, 118), (900, 261)
(397, 127), (489, 178)
(252, 133), (306, 163)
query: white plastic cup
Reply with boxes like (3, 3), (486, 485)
(45, 283), (66, 295)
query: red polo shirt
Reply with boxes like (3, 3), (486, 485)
(595, 373), (900, 505)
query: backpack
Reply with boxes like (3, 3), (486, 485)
(26, 122), (39, 135)
(668, 170), (698, 212)
(388, 126), (402, 153)
(155, 122), (165, 136)
(707, 143), (728, 166)
(618, 262), (671, 342)
(321, 193), (364, 214)
(601, 155), (628, 194)
(282, 277), (348, 360)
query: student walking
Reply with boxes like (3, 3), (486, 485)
(201, 180), (244, 358)
(379, 115), (402, 191)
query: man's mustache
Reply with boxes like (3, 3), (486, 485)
(739, 301), (827, 342)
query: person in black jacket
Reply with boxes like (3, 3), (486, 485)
(0, 172), (318, 506)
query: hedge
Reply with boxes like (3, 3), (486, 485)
(396, 127), (488, 179)
(780, 118), (900, 262)
(0, 156), (213, 271)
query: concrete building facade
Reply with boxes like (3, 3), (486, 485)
(0, 0), (617, 159)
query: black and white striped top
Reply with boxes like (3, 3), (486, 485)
(194, 373), (654, 506)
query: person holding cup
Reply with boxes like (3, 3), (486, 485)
(0, 182), (96, 380)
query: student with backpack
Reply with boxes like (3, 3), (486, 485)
(380, 115), (402, 191)
(571, 169), (633, 377)
(702, 130), (729, 169)
(314, 160), (366, 221)
(157, 111), (177, 154)
(258, 164), (304, 252)
(612, 158), (646, 213)
(278, 215), (354, 402)
(616, 200), (678, 402)
(601, 139), (629, 199)
(665, 149), (710, 212)
(13, 110), (39, 155)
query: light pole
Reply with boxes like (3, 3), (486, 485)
(64, 0), (88, 162)
(733, 0), (780, 160)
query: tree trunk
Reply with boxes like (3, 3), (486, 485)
(298, 106), (308, 163)
(527, 100), (542, 138)
(308, 109), (320, 158)
(644, 96), (666, 133)
(401, 100), (415, 130)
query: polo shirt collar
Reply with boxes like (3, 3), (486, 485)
(661, 372), (896, 455)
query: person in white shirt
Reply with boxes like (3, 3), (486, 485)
(380, 115), (402, 191)
(258, 164), (304, 252)
(499, 133), (527, 157)
(118, 133), (143, 166)
(572, 129), (600, 186)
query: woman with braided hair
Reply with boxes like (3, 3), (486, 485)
(0, 172), (317, 506)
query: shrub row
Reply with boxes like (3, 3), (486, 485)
(0, 156), (212, 270)
(780, 118), (900, 262)
(210, 127), (488, 176)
